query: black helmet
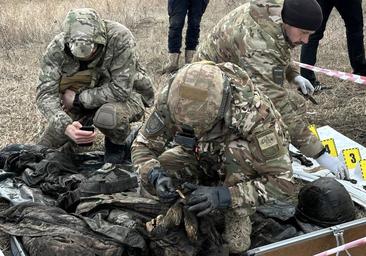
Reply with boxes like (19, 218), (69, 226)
(295, 177), (355, 227)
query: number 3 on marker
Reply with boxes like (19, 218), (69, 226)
(342, 148), (361, 169)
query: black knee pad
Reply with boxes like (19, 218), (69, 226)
(93, 103), (117, 129)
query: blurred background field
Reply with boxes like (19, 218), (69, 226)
(0, 0), (366, 148)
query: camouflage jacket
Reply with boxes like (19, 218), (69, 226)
(132, 63), (291, 208)
(195, 0), (299, 100)
(36, 15), (144, 133)
(195, 0), (325, 158)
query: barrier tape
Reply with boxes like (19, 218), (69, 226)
(294, 61), (366, 85)
(313, 236), (366, 256)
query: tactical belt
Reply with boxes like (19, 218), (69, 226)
(58, 171), (138, 212)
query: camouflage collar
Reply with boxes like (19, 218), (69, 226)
(249, 0), (283, 41)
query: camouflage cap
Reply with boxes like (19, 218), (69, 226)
(63, 8), (106, 58)
(167, 63), (225, 137)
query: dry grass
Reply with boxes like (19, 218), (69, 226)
(0, 0), (366, 149)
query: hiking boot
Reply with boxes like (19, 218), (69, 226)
(313, 80), (323, 92)
(104, 137), (128, 164)
(185, 50), (195, 64)
(160, 53), (180, 74)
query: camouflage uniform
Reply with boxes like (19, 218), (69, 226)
(36, 8), (154, 148)
(194, 0), (324, 158)
(132, 62), (295, 253)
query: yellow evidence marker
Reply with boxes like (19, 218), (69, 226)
(321, 138), (338, 157)
(308, 124), (320, 139)
(342, 148), (361, 169)
(358, 159), (366, 180)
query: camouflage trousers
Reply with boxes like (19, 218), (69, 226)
(38, 95), (144, 149)
(157, 139), (294, 253)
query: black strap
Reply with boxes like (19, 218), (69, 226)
(216, 74), (231, 121)
(78, 176), (138, 196)
(313, 147), (327, 159)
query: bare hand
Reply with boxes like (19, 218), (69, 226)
(64, 121), (96, 144)
(62, 89), (76, 112)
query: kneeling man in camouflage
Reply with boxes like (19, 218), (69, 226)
(132, 62), (295, 253)
(36, 8), (154, 163)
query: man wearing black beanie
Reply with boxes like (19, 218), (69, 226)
(282, 0), (323, 47)
(194, 0), (349, 206)
(282, 0), (323, 34)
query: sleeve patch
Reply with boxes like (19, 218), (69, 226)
(145, 111), (165, 135)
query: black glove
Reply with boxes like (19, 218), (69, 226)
(148, 167), (178, 203)
(72, 93), (87, 112)
(185, 183), (231, 217)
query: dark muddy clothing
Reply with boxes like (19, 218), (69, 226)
(0, 202), (147, 256)
(0, 144), (137, 211)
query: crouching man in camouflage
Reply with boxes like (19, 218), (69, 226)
(36, 8), (154, 163)
(132, 62), (295, 253)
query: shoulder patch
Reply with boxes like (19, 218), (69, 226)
(145, 111), (165, 135)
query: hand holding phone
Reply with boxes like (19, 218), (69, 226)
(79, 126), (95, 146)
(65, 122), (96, 146)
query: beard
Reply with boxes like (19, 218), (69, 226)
(282, 26), (304, 48)
(283, 31), (296, 48)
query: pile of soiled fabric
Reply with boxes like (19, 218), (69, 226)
(0, 144), (228, 256)
(0, 144), (357, 256)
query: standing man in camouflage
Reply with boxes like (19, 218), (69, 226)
(195, 0), (349, 179)
(36, 8), (154, 163)
(132, 62), (295, 253)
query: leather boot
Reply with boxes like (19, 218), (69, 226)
(160, 53), (180, 74)
(104, 137), (127, 164)
(185, 50), (195, 64)
(103, 127), (139, 164)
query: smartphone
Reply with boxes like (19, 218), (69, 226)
(80, 126), (95, 132)
(78, 126), (95, 146)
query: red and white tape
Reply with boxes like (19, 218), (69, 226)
(313, 236), (366, 256)
(294, 61), (366, 85)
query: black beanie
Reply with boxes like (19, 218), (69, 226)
(281, 0), (323, 31)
